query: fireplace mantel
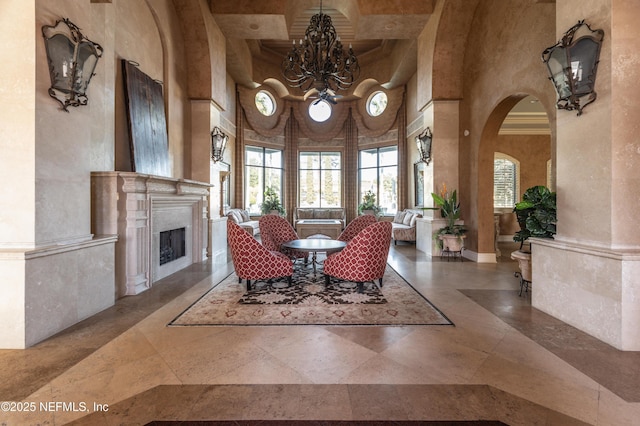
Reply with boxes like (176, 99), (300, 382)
(91, 172), (211, 297)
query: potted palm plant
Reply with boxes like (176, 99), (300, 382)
(511, 185), (557, 282)
(358, 190), (380, 216)
(431, 183), (467, 252)
(260, 186), (285, 216)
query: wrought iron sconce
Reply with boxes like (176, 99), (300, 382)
(42, 18), (103, 112)
(416, 127), (433, 165)
(211, 126), (228, 163)
(542, 20), (604, 116)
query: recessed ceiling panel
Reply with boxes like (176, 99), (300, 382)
(212, 15), (289, 40)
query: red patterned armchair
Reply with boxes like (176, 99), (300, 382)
(259, 215), (309, 262)
(323, 221), (392, 293)
(338, 214), (378, 242)
(227, 220), (293, 291)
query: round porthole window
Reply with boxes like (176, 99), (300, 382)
(255, 90), (275, 116)
(367, 91), (388, 117)
(308, 99), (332, 122)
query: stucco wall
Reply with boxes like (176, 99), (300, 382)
(1, 0), (36, 247)
(610, 0), (640, 249)
(114, 0), (188, 178)
(36, 0), (109, 245)
(34, 0), (189, 246)
(459, 0), (556, 254)
(497, 134), (551, 196)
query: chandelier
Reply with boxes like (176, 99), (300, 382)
(282, 1), (360, 94)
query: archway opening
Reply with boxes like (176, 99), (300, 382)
(478, 95), (551, 262)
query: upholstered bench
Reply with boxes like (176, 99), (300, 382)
(226, 208), (260, 236)
(293, 208), (345, 239)
(391, 209), (423, 244)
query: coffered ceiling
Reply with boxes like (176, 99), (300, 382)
(209, 0), (435, 90)
(207, 0), (549, 133)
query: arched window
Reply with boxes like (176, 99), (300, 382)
(494, 153), (520, 208)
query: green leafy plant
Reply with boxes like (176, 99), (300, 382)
(260, 186), (285, 215)
(513, 185), (557, 250)
(431, 183), (467, 248)
(358, 190), (380, 215)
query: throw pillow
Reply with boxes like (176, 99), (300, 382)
(298, 209), (314, 219)
(402, 212), (414, 225)
(228, 211), (241, 224)
(239, 209), (250, 222)
(315, 209), (330, 219)
(329, 209), (343, 219)
(394, 211), (406, 224)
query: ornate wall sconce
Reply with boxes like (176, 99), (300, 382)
(416, 127), (433, 164)
(542, 20), (604, 116)
(42, 18), (103, 112)
(211, 126), (228, 163)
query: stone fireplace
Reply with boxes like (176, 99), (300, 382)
(91, 172), (210, 298)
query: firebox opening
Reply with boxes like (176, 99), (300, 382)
(159, 227), (186, 265)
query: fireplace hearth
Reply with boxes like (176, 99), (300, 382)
(159, 227), (186, 265)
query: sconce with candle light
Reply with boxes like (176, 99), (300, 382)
(211, 126), (228, 163)
(416, 127), (433, 165)
(42, 18), (103, 112)
(542, 20), (604, 116)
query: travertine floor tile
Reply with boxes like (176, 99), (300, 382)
(3, 243), (638, 425)
(342, 352), (435, 384)
(595, 387), (640, 426)
(381, 328), (492, 383)
(471, 354), (599, 424)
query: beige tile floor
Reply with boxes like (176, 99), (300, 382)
(1, 243), (639, 425)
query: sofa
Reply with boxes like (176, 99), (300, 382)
(226, 208), (260, 236)
(293, 207), (346, 239)
(391, 209), (423, 244)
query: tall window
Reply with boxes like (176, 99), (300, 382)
(245, 146), (284, 214)
(298, 151), (342, 207)
(494, 153), (520, 208)
(358, 146), (398, 215)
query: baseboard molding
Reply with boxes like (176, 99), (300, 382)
(463, 249), (497, 263)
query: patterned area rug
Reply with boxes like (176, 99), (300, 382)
(169, 263), (452, 326)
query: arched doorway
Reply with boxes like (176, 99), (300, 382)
(478, 95), (551, 261)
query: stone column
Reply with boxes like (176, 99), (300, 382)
(416, 100), (468, 259)
(533, 0), (640, 350)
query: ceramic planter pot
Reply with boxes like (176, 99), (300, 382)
(510, 250), (532, 282)
(439, 234), (466, 252)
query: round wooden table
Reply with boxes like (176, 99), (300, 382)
(281, 239), (347, 277)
